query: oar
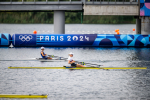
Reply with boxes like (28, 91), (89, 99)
(75, 61), (103, 67)
(48, 55), (57, 58)
(48, 55), (103, 68)
(48, 55), (68, 60)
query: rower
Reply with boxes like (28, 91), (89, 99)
(68, 52), (84, 67)
(41, 47), (52, 59)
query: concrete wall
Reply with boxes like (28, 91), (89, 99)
(84, 5), (139, 15)
(54, 11), (65, 34)
(141, 17), (150, 35)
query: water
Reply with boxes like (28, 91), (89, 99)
(0, 24), (136, 35)
(0, 24), (150, 100)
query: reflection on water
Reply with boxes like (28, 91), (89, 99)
(0, 47), (150, 100)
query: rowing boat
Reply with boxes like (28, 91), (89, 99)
(0, 58), (67, 62)
(0, 94), (48, 98)
(8, 66), (147, 70)
(0, 59), (97, 62)
(35, 58), (66, 62)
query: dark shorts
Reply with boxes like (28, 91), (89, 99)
(71, 63), (77, 67)
(42, 56), (48, 59)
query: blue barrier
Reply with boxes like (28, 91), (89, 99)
(11, 34), (150, 47)
(0, 33), (11, 47)
(12, 34), (36, 47)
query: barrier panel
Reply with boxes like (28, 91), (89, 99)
(11, 34), (150, 47)
(12, 34), (36, 47)
(0, 33), (11, 47)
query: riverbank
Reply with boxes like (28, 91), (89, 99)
(0, 12), (136, 24)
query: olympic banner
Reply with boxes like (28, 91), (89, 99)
(36, 34), (97, 46)
(0, 33), (11, 47)
(12, 34), (36, 47)
(140, 0), (150, 16)
(12, 34), (150, 47)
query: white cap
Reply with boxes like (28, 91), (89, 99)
(69, 52), (74, 55)
(41, 47), (45, 50)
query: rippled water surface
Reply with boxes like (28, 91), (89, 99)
(0, 24), (150, 100)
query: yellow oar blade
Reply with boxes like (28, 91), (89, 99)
(0, 94), (48, 98)
(8, 67), (147, 70)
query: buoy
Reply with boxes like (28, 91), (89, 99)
(117, 32), (119, 34)
(133, 28), (135, 31)
(33, 30), (37, 34)
(115, 29), (119, 32)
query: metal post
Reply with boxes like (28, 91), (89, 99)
(138, 0), (140, 16)
(136, 18), (141, 34)
(54, 10), (65, 34)
(81, 11), (83, 24)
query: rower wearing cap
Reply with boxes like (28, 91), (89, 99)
(41, 47), (52, 59)
(68, 52), (84, 67)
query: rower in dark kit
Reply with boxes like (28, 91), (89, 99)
(41, 47), (52, 59)
(68, 52), (85, 67)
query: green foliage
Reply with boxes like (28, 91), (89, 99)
(0, 0), (10, 1)
(83, 15), (135, 24)
(65, 12), (81, 23)
(0, 12), (136, 24)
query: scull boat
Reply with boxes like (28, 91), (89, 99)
(0, 58), (67, 62)
(35, 58), (67, 62)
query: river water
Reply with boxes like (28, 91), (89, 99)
(0, 24), (150, 100)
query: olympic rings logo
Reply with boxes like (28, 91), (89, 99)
(19, 35), (33, 42)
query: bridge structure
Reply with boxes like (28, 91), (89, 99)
(0, 0), (149, 34)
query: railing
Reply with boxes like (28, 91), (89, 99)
(0, 0), (138, 4)
(85, 0), (138, 4)
(86, 0), (138, 2)
(0, 0), (83, 4)
(0, 0), (82, 2)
